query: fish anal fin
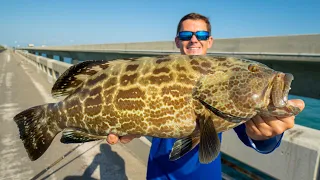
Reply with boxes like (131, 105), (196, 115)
(60, 128), (106, 143)
(51, 60), (111, 99)
(199, 114), (221, 164)
(169, 135), (200, 161)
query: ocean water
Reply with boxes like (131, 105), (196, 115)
(288, 94), (320, 130)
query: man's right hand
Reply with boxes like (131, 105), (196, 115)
(106, 134), (141, 145)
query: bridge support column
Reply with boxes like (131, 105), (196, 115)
(47, 54), (54, 59)
(59, 56), (64, 62)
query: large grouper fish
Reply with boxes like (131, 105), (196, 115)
(13, 54), (301, 164)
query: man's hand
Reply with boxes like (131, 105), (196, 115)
(245, 99), (305, 141)
(106, 134), (141, 145)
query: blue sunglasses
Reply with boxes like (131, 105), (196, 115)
(178, 31), (210, 41)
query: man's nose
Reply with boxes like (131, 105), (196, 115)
(190, 35), (199, 42)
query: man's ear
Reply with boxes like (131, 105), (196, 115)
(175, 36), (180, 48)
(207, 36), (214, 48)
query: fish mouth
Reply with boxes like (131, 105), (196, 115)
(269, 72), (294, 108)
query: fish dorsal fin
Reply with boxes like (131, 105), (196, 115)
(199, 114), (221, 164)
(51, 60), (111, 98)
(169, 135), (200, 161)
(60, 128), (106, 143)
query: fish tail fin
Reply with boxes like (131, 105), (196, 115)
(13, 103), (61, 161)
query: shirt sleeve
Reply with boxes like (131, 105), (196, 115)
(233, 124), (283, 154)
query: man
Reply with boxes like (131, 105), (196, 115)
(107, 13), (305, 179)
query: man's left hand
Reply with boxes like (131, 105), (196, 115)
(245, 99), (305, 141)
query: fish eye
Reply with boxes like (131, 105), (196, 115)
(248, 64), (259, 72)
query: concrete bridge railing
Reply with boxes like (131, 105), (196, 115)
(19, 50), (71, 80)
(22, 34), (320, 54)
(20, 34), (320, 63)
(16, 50), (320, 180)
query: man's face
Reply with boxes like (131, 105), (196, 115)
(175, 19), (213, 55)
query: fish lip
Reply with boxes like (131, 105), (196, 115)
(282, 73), (294, 102)
(268, 72), (294, 107)
(263, 73), (277, 104)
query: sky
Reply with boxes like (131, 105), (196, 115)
(1, 0), (320, 47)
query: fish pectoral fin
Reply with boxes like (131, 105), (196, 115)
(60, 128), (106, 143)
(169, 135), (200, 161)
(199, 115), (221, 164)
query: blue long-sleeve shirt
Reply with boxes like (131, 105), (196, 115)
(146, 124), (283, 180)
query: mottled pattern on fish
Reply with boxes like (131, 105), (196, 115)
(14, 54), (301, 162)
(52, 55), (260, 136)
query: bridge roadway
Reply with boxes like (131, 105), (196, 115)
(0, 50), (147, 180)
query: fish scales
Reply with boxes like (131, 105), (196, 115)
(13, 54), (301, 163)
(58, 55), (206, 138)
(56, 55), (247, 137)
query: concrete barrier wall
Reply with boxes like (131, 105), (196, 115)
(210, 34), (320, 53)
(17, 50), (320, 180)
(18, 51), (72, 81)
(21, 34), (320, 54)
(221, 125), (320, 180)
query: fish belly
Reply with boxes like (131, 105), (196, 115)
(59, 96), (198, 139)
